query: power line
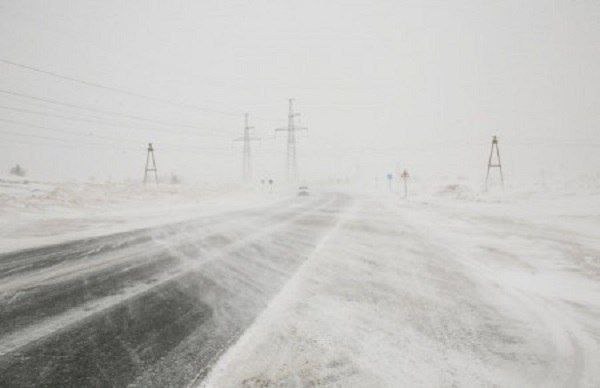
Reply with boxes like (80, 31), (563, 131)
(0, 58), (283, 123)
(0, 117), (233, 152)
(0, 88), (235, 137)
(0, 130), (232, 155)
(0, 117), (135, 145)
(0, 128), (124, 148)
(0, 58), (244, 118)
(0, 104), (230, 139)
(0, 133), (217, 156)
(0, 137), (98, 150)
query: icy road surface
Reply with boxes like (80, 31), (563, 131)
(0, 193), (351, 386)
(1, 191), (600, 387)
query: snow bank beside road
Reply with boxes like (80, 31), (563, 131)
(0, 177), (270, 253)
(424, 186), (600, 241)
(0, 176), (228, 210)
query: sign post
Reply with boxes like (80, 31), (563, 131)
(400, 170), (409, 198)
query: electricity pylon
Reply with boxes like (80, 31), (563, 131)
(485, 135), (503, 191)
(275, 99), (307, 181)
(143, 142), (158, 185)
(234, 113), (260, 182)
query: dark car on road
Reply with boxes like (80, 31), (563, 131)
(297, 186), (309, 196)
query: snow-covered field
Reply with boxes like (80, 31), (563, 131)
(203, 187), (600, 387)
(0, 176), (274, 252)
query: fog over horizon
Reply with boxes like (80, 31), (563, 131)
(1, 0), (598, 188)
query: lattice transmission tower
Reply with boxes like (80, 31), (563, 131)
(274, 99), (307, 181)
(143, 142), (158, 185)
(485, 135), (503, 191)
(234, 113), (260, 182)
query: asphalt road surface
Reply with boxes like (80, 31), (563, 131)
(4, 192), (600, 387)
(0, 193), (352, 387)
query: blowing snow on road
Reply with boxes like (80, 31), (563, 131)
(1, 187), (599, 387)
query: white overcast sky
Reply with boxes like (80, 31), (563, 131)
(0, 0), (598, 185)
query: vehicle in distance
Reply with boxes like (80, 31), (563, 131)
(298, 186), (309, 196)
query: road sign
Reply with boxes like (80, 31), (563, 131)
(400, 169), (409, 198)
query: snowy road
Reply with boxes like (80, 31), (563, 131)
(0, 193), (352, 387)
(1, 191), (600, 387)
(203, 194), (600, 387)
